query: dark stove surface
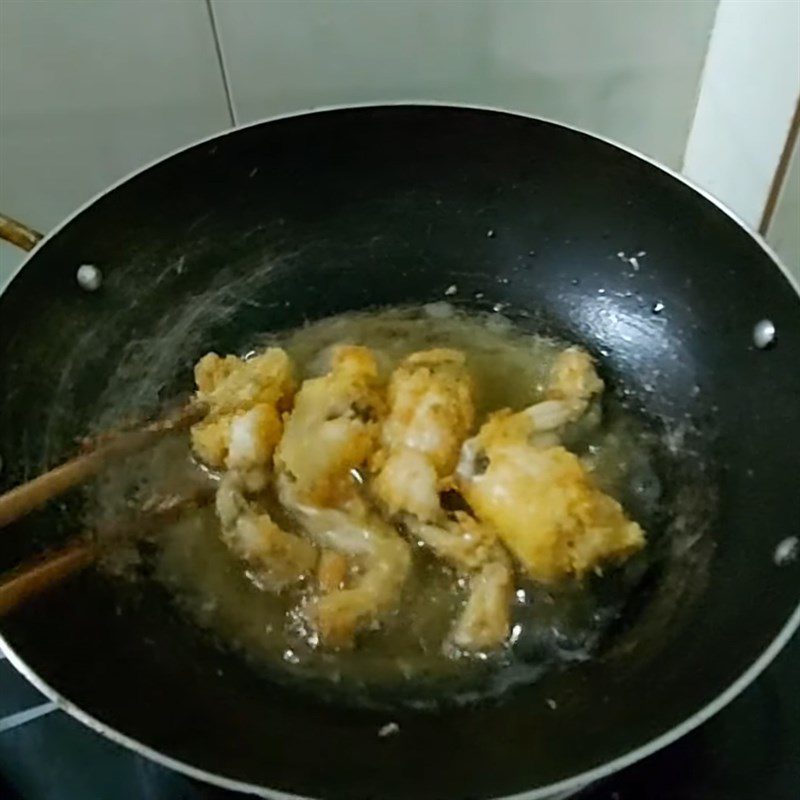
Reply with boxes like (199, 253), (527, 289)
(1, 635), (798, 800)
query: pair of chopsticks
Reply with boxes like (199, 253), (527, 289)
(0, 403), (206, 528)
(0, 403), (207, 616)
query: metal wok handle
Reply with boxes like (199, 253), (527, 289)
(0, 213), (43, 252)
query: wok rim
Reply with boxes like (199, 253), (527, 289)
(1, 101), (798, 800)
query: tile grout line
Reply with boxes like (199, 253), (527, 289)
(205, 0), (238, 128)
(0, 701), (59, 733)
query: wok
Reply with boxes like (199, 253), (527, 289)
(1, 105), (798, 800)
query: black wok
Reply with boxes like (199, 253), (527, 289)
(1, 105), (798, 799)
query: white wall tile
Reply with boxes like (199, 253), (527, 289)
(0, 0), (232, 289)
(767, 138), (800, 283)
(213, 0), (716, 168)
(682, 0), (800, 229)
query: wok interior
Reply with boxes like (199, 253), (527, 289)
(1, 107), (798, 800)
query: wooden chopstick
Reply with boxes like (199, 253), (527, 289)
(0, 402), (206, 530)
(0, 540), (96, 616)
(0, 486), (214, 616)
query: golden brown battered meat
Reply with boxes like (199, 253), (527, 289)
(191, 348), (294, 486)
(317, 550), (350, 593)
(546, 346), (604, 411)
(215, 473), (318, 592)
(311, 531), (411, 649)
(372, 348), (511, 651)
(191, 333), (643, 662)
(373, 348), (475, 520)
(278, 476), (411, 649)
(410, 511), (498, 573)
(406, 512), (513, 652)
(270, 347), (415, 648)
(459, 440), (643, 583)
(275, 346), (384, 507)
(450, 561), (514, 651)
(457, 347), (643, 584)
(377, 348), (475, 476)
(372, 447), (441, 522)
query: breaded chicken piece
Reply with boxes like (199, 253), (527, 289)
(275, 346), (384, 507)
(224, 404), (284, 488)
(406, 512), (513, 652)
(272, 348), (410, 649)
(372, 447), (441, 522)
(547, 346), (604, 411)
(457, 348), (643, 584)
(317, 550), (350, 593)
(459, 441), (643, 582)
(191, 349), (294, 484)
(378, 348), (475, 476)
(410, 511), (499, 572)
(215, 472), (318, 592)
(373, 348), (475, 519)
(502, 345), (605, 450)
(450, 561), (514, 651)
(278, 476), (411, 649)
(312, 532), (411, 649)
(372, 349), (511, 651)
(456, 345), (604, 472)
(195, 349), (294, 412)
